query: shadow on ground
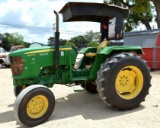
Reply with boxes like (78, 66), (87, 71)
(0, 110), (15, 123)
(49, 92), (145, 121)
(0, 92), (145, 127)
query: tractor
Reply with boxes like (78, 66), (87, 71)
(9, 2), (151, 127)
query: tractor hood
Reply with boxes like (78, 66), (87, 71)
(59, 2), (129, 22)
(9, 46), (51, 56)
(9, 46), (77, 79)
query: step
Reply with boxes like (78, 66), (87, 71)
(73, 86), (87, 92)
(74, 89), (87, 92)
(72, 76), (88, 81)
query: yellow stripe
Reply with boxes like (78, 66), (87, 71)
(25, 48), (72, 55)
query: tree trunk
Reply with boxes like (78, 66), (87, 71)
(151, 0), (160, 28)
(142, 21), (152, 30)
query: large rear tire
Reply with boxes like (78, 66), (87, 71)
(96, 52), (151, 110)
(14, 85), (55, 127)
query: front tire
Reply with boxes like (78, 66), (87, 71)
(96, 52), (151, 110)
(14, 85), (55, 127)
(14, 86), (26, 97)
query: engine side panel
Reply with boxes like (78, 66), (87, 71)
(10, 46), (77, 79)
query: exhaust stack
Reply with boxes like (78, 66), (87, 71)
(54, 10), (60, 67)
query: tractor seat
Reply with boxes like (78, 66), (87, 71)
(85, 40), (109, 57)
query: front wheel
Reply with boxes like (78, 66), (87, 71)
(14, 85), (55, 127)
(14, 86), (26, 97)
(96, 52), (151, 110)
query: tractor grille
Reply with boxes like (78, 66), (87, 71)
(10, 56), (24, 76)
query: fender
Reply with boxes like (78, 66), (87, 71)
(97, 46), (144, 55)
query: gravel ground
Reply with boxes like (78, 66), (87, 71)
(0, 67), (160, 128)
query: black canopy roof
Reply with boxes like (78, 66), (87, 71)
(59, 2), (129, 22)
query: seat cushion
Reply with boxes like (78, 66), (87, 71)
(85, 52), (97, 57)
(85, 40), (109, 57)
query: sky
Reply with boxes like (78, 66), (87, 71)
(0, 0), (103, 44)
(0, 0), (157, 45)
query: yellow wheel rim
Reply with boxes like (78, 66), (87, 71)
(115, 66), (143, 100)
(27, 95), (49, 119)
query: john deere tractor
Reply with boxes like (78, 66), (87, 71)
(9, 2), (151, 127)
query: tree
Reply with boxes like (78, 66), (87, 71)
(131, 0), (153, 30)
(0, 33), (10, 50)
(64, 41), (76, 47)
(47, 37), (55, 46)
(47, 31), (101, 49)
(0, 32), (24, 51)
(64, 31), (100, 49)
(84, 30), (100, 42)
(104, 0), (153, 31)
(150, 0), (160, 28)
(8, 32), (24, 46)
(70, 35), (88, 49)
(59, 39), (67, 45)
(48, 37), (68, 46)
(87, 42), (99, 47)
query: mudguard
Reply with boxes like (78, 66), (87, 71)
(97, 46), (144, 55)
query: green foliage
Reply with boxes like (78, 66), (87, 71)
(131, 0), (150, 14)
(64, 41), (76, 47)
(104, 0), (153, 31)
(47, 37), (55, 46)
(104, 0), (124, 7)
(150, 0), (160, 28)
(8, 32), (24, 45)
(47, 37), (67, 46)
(0, 32), (25, 51)
(87, 42), (99, 47)
(84, 30), (100, 42)
(69, 31), (100, 49)
(60, 39), (67, 45)
(69, 35), (88, 48)
(48, 31), (100, 49)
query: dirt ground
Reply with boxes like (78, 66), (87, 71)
(0, 67), (160, 128)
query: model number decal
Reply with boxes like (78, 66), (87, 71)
(39, 53), (48, 56)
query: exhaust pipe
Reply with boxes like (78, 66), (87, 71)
(54, 10), (60, 67)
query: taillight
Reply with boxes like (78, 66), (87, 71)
(10, 56), (24, 76)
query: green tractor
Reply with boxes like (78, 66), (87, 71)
(10, 2), (151, 127)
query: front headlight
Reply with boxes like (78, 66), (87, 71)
(10, 56), (24, 76)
